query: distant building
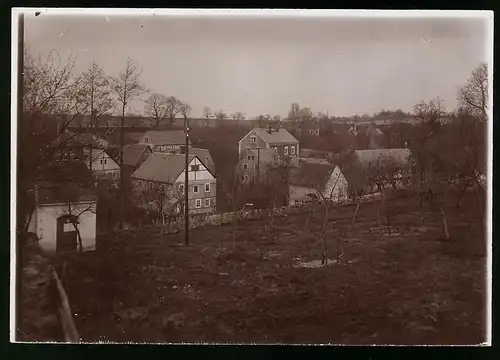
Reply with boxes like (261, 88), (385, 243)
(365, 123), (385, 149)
(83, 148), (120, 183)
(137, 130), (190, 154)
(131, 153), (217, 214)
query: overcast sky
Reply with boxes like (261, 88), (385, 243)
(24, 13), (489, 118)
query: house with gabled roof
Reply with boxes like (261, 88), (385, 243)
(131, 153), (216, 214)
(137, 130), (190, 154)
(187, 147), (216, 174)
(238, 127), (299, 159)
(289, 158), (349, 205)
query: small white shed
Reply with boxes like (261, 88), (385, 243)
(27, 184), (97, 253)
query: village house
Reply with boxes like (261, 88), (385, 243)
(27, 162), (98, 253)
(83, 148), (120, 183)
(185, 147), (216, 174)
(238, 127), (299, 160)
(121, 144), (153, 189)
(131, 153), (217, 214)
(238, 148), (281, 184)
(137, 130), (189, 154)
(289, 158), (349, 205)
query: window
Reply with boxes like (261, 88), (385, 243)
(250, 136), (256, 143)
(251, 155), (255, 160)
(137, 180), (142, 187)
(205, 183), (210, 192)
(193, 185), (199, 194)
(195, 199), (202, 208)
(284, 146), (289, 155)
(243, 175), (249, 183)
(291, 146), (296, 155)
(144, 137), (149, 143)
(190, 164), (200, 171)
(104, 159), (107, 164)
(179, 184), (184, 192)
(204, 198), (211, 207)
(273, 147), (278, 153)
(148, 182), (153, 190)
(160, 184), (166, 191)
(247, 155), (251, 161)
(243, 163), (248, 170)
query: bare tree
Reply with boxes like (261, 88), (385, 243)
(202, 106), (212, 127)
(109, 57), (146, 228)
(364, 155), (406, 233)
(144, 93), (169, 128)
(78, 62), (114, 172)
(214, 109), (227, 127)
(458, 62), (488, 121)
(20, 49), (85, 238)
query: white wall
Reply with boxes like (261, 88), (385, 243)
(85, 149), (120, 172)
(28, 201), (97, 253)
(175, 157), (215, 182)
(325, 166), (349, 202)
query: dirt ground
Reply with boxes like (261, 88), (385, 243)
(60, 191), (487, 344)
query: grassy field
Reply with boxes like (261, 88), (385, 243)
(60, 190), (486, 344)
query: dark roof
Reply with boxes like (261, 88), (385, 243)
(250, 128), (298, 145)
(34, 162), (94, 184)
(122, 144), (152, 167)
(31, 182), (97, 204)
(140, 130), (187, 145)
(189, 148), (215, 173)
(131, 153), (195, 183)
(289, 160), (335, 190)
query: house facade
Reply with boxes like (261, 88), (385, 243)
(83, 148), (120, 182)
(138, 130), (189, 154)
(238, 127), (299, 159)
(131, 153), (217, 214)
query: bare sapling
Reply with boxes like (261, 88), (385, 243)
(351, 195), (363, 226)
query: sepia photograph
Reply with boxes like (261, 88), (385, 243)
(11, 9), (492, 345)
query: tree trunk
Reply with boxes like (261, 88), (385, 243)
(440, 207), (451, 240)
(71, 222), (84, 252)
(352, 197), (362, 225)
(320, 205), (329, 265)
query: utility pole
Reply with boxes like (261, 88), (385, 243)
(119, 101), (126, 230)
(256, 146), (260, 183)
(184, 116), (190, 245)
(16, 11), (24, 342)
